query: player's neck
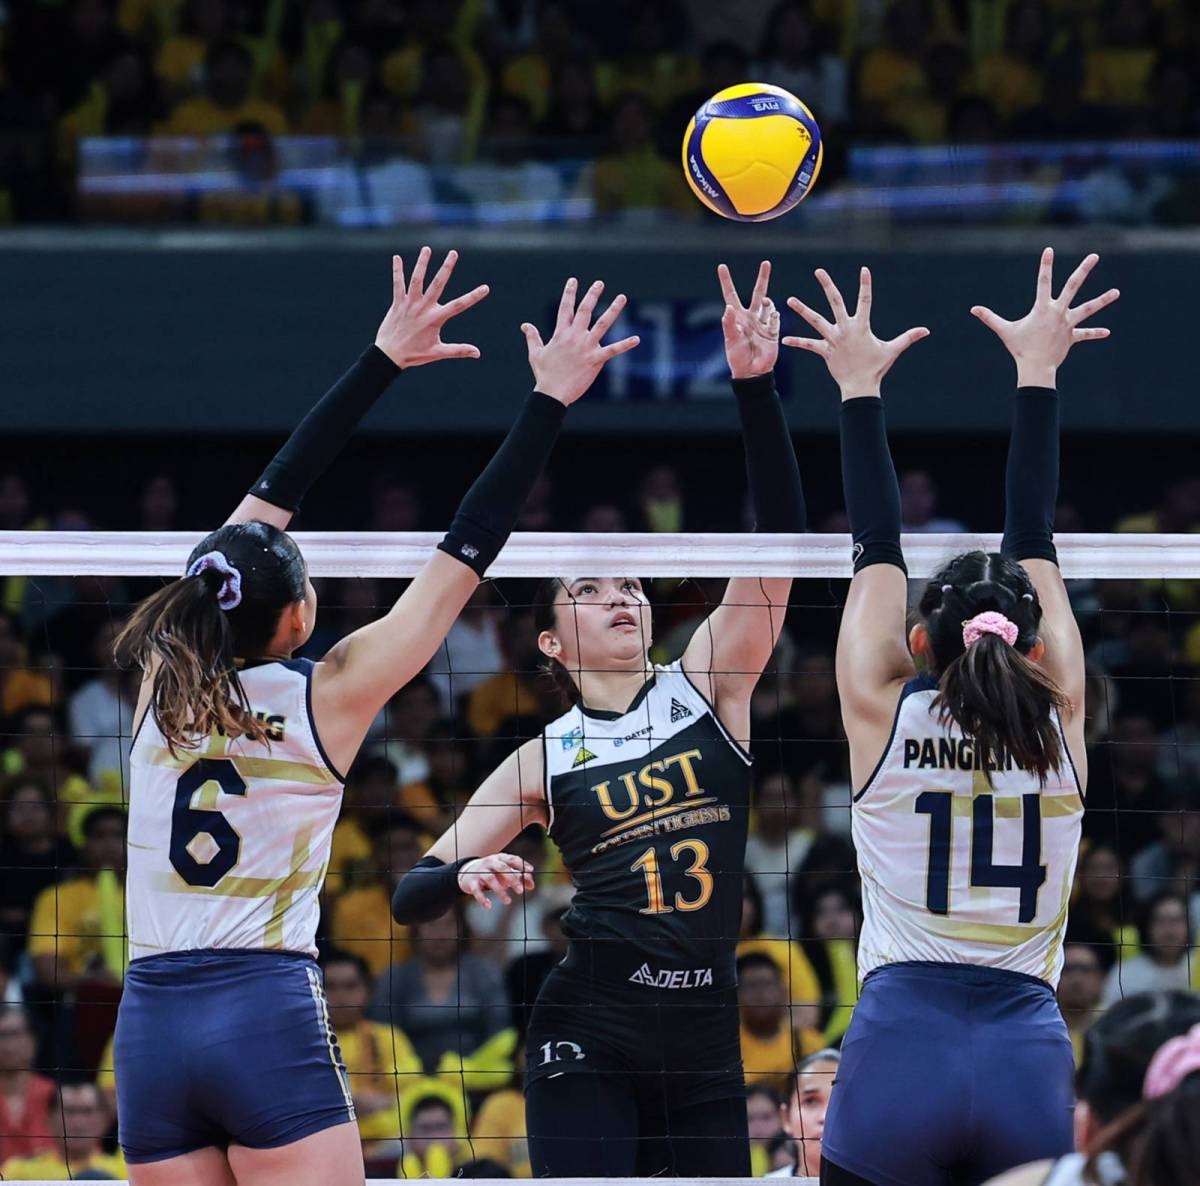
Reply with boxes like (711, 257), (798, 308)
(576, 664), (652, 715)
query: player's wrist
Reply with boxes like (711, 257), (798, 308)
(1014, 360), (1057, 389)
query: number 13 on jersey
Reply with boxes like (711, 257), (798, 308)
(632, 839), (714, 914)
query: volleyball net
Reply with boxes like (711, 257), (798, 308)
(0, 531), (1197, 1183)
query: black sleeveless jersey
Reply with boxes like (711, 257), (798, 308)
(542, 662), (752, 991)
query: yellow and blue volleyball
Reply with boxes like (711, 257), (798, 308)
(682, 83), (823, 222)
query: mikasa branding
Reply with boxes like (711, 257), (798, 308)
(628, 963), (714, 989)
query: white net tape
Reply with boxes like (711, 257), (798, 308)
(0, 530), (1195, 578)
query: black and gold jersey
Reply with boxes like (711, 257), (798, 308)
(542, 662), (752, 991)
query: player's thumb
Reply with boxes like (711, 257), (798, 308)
(520, 322), (544, 354)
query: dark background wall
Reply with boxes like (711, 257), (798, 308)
(0, 237), (1179, 435)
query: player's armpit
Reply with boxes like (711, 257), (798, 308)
(223, 493), (293, 530)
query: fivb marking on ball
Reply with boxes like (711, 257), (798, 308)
(751, 99), (780, 111)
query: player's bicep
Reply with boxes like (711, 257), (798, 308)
(426, 740), (547, 862)
(1021, 559), (1085, 717)
(836, 565), (915, 728)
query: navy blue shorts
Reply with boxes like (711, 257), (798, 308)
(115, 949), (355, 1164)
(822, 961), (1074, 1186)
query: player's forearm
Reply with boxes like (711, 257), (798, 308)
(250, 346), (400, 512)
(437, 391), (566, 577)
(1001, 387), (1059, 564)
(839, 396), (906, 573)
(732, 372), (807, 533)
(391, 856), (475, 925)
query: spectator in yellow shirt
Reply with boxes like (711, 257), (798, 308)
(164, 40), (287, 136)
(322, 949), (422, 1157)
(737, 952), (814, 1096)
(396, 1081), (471, 1180)
(27, 806), (127, 994)
(328, 813), (423, 976)
(0, 1081), (126, 1181)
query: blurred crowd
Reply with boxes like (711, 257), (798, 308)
(2, 0), (1200, 224)
(2, 459), (1200, 1179)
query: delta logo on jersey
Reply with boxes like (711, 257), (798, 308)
(629, 963), (714, 989)
(670, 698), (693, 724)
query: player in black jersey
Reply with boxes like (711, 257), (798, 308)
(392, 261), (807, 1177)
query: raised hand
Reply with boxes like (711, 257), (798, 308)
(458, 853), (536, 909)
(718, 260), (779, 379)
(971, 248), (1120, 388)
(374, 247), (490, 369)
(521, 278), (640, 406)
(783, 267), (929, 399)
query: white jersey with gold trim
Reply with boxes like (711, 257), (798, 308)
(852, 672), (1084, 988)
(127, 658), (343, 961)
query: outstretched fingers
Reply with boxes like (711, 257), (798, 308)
(781, 334), (830, 356)
(424, 248), (459, 303)
(575, 279), (605, 325)
(716, 262), (741, 309)
(887, 326), (931, 356)
(1035, 246), (1054, 304)
(1072, 326), (1111, 343)
(855, 266), (872, 317)
(1068, 287), (1120, 326)
(392, 253), (406, 301)
(787, 295), (834, 338)
(438, 283), (490, 322)
(814, 268), (848, 322)
(1058, 252), (1099, 306)
(748, 259), (771, 313)
(408, 245), (433, 298)
(590, 292), (628, 340)
(556, 277), (578, 330)
(600, 334), (640, 360)
(436, 341), (482, 360)
(520, 322), (546, 354)
(970, 304), (1010, 335)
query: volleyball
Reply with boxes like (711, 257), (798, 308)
(682, 83), (823, 222)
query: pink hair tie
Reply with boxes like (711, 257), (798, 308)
(1144, 1022), (1200, 1100)
(962, 611), (1018, 648)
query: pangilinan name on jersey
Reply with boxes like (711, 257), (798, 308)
(592, 804), (732, 855)
(903, 736), (1019, 772)
(628, 962), (715, 989)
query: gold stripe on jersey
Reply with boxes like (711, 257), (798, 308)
(944, 792), (1083, 819)
(265, 827), (313, 948)
(918, 914), (1063, 947)
(153, 866), (324, 900)
(146, 747), (336, 786)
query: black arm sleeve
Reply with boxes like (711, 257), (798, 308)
(732, 373), (807, 533)
(250, 345), (399, 511)
(438, 391), (567, 577)
(1001, 386), (1059, 565)
(840, 396), (907, 574)
(391, 855), (476, 925)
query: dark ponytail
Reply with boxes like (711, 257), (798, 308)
(918, 551), (1066, 784)
(116, 521), (307, 754)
